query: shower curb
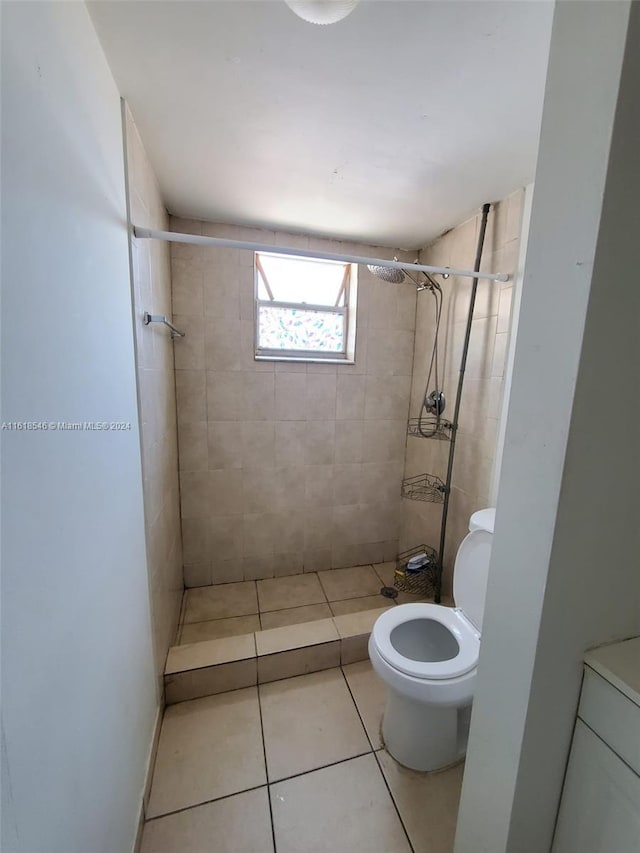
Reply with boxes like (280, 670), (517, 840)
(163, 608), (390, 704)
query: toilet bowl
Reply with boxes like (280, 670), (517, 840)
(369, 508), (495, 772)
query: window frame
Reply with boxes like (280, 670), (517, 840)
(253, 251), (357, 363)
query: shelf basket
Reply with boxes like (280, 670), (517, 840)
(401, 473), (447, 504)
(394, 544), (439, 597)
(407, 417), (454, 441)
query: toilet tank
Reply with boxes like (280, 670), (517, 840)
(453, 508), (496, 633)
(468, 507), (495, 534)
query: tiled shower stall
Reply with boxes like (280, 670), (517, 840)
(126, 108), (523, 664)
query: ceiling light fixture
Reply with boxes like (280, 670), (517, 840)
(284, 0), (360, 26)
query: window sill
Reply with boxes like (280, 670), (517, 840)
(255, 355), (355, 365)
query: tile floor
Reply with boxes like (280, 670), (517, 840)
(176, 563), (424, 645)
(141, 661), (463, 853)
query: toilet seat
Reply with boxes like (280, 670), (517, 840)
(373, 603), (480, 681)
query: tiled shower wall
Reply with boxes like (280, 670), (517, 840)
(170, 219), (417, 586)
(125, 107), (183, 679)
(401, 190), (524, 593)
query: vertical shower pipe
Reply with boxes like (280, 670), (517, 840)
(435, 203), (491, 603)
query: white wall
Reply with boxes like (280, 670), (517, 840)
(1, 4), (157, 852)
(455, 2), (640, 851)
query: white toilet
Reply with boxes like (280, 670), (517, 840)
(369, 507), (495, 772)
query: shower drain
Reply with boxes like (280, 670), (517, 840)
(380, 586), (398, 599)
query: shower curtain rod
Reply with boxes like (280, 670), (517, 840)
(134, 227), (510, 283)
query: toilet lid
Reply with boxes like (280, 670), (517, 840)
(453, 530), (493, 633)
(372, 603), (480, 681)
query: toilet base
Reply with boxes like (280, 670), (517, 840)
(381, 691), (470, 772)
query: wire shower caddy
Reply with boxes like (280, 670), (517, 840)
(401, 473), (447, 504)
(393, 544), (439, 598)
(406, 417), (454, 441)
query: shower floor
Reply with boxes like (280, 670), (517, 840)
(177, 562), (440, 646)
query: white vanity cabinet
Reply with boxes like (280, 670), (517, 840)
(553, 637), (640, 853)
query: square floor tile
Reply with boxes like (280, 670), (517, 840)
(140, 788), (274, 853)
(259, 669), (370, 781)
(270, 754), (412, 853)
(260, 603), (332, 630)
(330, 594), (394, 616)
(343, 660), (387, 749)
(377, 749), (464, 851)
(257, 573), (326, 612)
(318, 565), (382, 601)
(372, 561), (396, 587)
(183, 582), (258, 624)
(180, 614), (260, 644)
(147, 688), (266, 817)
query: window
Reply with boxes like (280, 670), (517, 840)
(254, 251), (357, 362)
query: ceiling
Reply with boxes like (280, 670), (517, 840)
(89, 0), (553, 248)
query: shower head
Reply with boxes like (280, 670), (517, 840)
(367, 264), (406, 284)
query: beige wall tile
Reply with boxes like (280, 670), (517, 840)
(171, 256), (204, 316)
(178, 421), (208, 472)
(181, 517), (209, 566)
(241, 421), (275, 468)
(334, 419), (364, 463)
(179, 471), (211, 519)
(305, 465), (334, 508)
(275, 372), (307, 420)
(183, 562), (211, 588)
(203, 265), (243, 319)
(303, 547), (332, 573)
(274, 420), (306, 466)
(176, 369), (206, 424)
(173, 315), (205, 370)
(207, 421), (242, 470)
(305, 373), (337, 419)
(402, 197), (520, 570)
(211, 558), (244, 585)
(206, 370), (243, 421)
(331, 542), (385, 569)
(210, 469), (243, 515)
(242, 512), (277, 558)
(172, 223), (417, 589)
(304, 420), (335, 465)
(336, 374), (366, 420)
(242, 371), (275, 421)
(272, 551), (304, 578)
(204, 316), (242, 372)
(241, 554), (277, 581)
(208, 516), (244, 562)
(332, 463), (362, 506)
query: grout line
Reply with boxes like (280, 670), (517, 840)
(339, 666), (416, 853)
(180, 611), (260, 627)
(370, 749), (416, 853)
(144, 781), (268, 822)
(267, 750), (373, 788)
(256, 679), (278, 852)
